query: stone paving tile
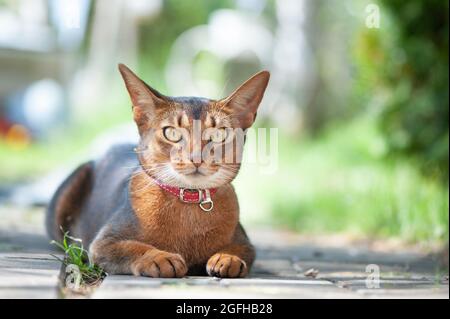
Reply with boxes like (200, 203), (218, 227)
(256, 246), (437, 273)
(0, 253), (60, 269)
(0, 231), (54, 254)
(0, 209), (63, 298)
(355, 287), (449, 299)
(323, 275), (449, 298)
(92, 275), (360, 299)
(0, 253), (62, 299)
(252, 259), (298, 278)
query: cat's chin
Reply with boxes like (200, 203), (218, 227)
(177, 174), (225, 189)
(153, 165), (233, 189)
(171, 169), (230, 189)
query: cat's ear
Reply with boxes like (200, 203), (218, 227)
(220, 71), (270, 129)
(118, 63), (166, 133)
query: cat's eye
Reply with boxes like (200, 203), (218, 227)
(210, 128), (228, 143)
(163, 126), (182, 142)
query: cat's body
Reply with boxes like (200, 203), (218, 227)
(46, 64), (269, 278)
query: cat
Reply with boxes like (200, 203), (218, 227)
(46, 64), (270, 278)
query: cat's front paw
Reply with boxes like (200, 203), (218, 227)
(131, 249), (188, 278)
(206, 253), (248, 278)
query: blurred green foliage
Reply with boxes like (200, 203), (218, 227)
(378, 0), (449, 180)
(237, 116), (448, 243)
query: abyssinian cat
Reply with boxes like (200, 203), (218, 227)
(46, 64), (270, 278)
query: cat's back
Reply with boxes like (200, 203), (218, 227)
(90, 143), (138, 201)
(73, 144), (139, 243)
(94, 143), (138, 182)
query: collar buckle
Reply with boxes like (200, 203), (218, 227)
(199, 189), (214, 212)
(179, 188), (214, 212)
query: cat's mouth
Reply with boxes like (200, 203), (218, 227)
(152, 163), (233, 189)
(184, 167), (209, 177)
(172, 166), (224, 188)
(180, 165), (213, 177)
(186, 171), (206, 177)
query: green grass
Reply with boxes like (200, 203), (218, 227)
(236, 116), (449, 244)
(51, 228), (105, 288)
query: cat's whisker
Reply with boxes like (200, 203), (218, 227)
(125, 170), (147, 183)
(125, 165), (168, 183)
(215, 102), (231, 117)
(130, 179), (154, 194)
(218, 77), (231, 99)
(119, 161), (160, 169)
(118, 149), (149, 154)
(120, 165), (150, 170)
(131, 168), (176, 192)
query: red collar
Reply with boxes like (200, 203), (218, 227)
(152, 178), (217, 212)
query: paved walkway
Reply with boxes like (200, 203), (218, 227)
(0, 206), (448, 299)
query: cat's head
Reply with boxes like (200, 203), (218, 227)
(119, 64), (270, 188)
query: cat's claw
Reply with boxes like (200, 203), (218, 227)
(206, 253), (248, 278)
(131, 250), (188, 278)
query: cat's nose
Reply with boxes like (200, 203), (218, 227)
(189, 152), (202, 167)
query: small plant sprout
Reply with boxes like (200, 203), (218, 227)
(51, 227), (106, 288)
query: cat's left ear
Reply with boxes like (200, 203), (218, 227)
(118, 63), (167, 134)
(220, 71), (270, 129)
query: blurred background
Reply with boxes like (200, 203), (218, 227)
(0, 0), (448, 248)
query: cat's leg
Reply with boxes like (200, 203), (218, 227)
(206, 224), (255, 278)
(90, 234), (188, 278)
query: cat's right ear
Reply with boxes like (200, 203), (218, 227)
(118, 63), (166, 133)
